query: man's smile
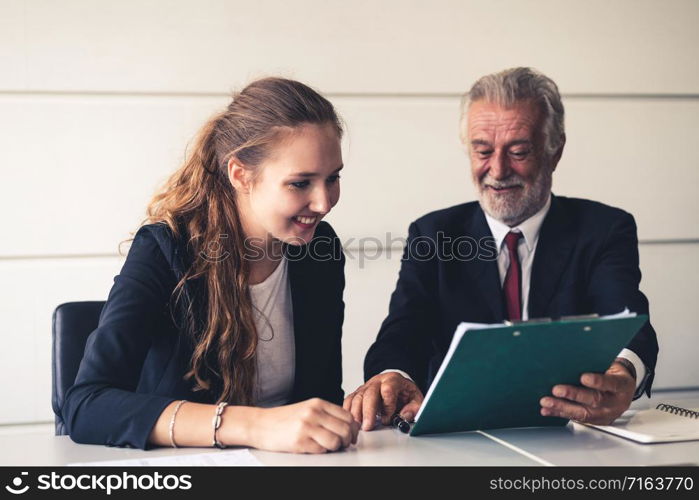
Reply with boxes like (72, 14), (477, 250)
(484, 184), (523, 193)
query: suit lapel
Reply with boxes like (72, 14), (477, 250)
(463, 206), (506, 321)
(528, 195), (577, 318)
(285, 245), (312, 402)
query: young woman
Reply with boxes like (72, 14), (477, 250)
(61, 78), (359, 453)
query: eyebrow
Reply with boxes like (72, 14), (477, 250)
(507, 140), (533, 147)
(291, 165), (344, 178)
(470, 139), (533, 148)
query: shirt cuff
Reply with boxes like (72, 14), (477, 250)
(380, 369), (414, 383)
(617, 348), (646, 390)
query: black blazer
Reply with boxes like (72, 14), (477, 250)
(62, 221), (345, 449)
(364, 195), (659, 396)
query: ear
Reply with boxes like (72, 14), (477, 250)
(227, 157), (252, 193)
(550, 133), (566, 172)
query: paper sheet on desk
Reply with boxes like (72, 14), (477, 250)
(69, 449), (262, 466)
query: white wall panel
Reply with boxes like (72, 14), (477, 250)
(329, 96), (469, 248)
(0, 257), (124, 424)
(639, 244), (699, 389)
(334, 96), (699, 244)
(0, 1), (26, 89)
(0, 243), (694, 424)
(0, 94), (227, 256)
(2, 95), (697, 257)
(1, 0), (697, 94)
(342, 243), (699, 395)
(1, 0), (697, 428)
(539, 98), (699, 242)
(342, 246), (403, 393)
(0, 250), (400, 424)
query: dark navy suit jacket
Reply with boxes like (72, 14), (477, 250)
(62, 221), (345, 449)
(364, 195), (659, 396)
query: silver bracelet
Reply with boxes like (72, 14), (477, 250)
(212, 402), (229, 449)
(169, 400), (187, 448)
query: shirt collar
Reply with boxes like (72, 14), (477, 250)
(483, 195), (552, 253)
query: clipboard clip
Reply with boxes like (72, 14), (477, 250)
(504, 313), (599, 326)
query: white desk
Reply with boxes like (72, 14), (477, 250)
(486, 390), (699, 466)
(2, 390), (697, 467)
(0, 429), (535, 467)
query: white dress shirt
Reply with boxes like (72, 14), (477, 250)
(485, 195), (551, 322)
(386, 196), (646, 390)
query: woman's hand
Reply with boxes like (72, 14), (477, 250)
(242, 398), (360, 454)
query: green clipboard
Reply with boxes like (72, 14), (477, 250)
(409, 313), (649, 436)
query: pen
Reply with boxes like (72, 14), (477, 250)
(391, 413), (412, 433)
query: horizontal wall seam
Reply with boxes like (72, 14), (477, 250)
(0, 253), (123, 261)
(652, 386), (699, 393)
(1, 90), (699, 100)
(638, 239), (699, 245)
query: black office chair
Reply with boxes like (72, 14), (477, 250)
(51, 301), (105, 436)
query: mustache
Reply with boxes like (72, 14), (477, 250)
(480, 176), (525, 189)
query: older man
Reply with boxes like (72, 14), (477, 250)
(345, 67), (659, 431)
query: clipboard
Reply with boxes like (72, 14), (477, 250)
(409, 312), (649, 436)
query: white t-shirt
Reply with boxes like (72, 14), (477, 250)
(249, 257), (295, 407)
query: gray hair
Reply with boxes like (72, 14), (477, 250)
(460, 67), (565, 159)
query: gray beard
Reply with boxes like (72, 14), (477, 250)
(477, 167), (552, 227)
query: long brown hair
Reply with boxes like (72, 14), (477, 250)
(144, 78), (342, 405)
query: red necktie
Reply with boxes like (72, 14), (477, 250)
(503, 231), (523, 321)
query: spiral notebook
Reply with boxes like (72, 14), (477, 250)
(584, 404), (699, 444)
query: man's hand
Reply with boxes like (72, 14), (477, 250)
(540, 359), (636, 425)
(343, 372), (424, 431)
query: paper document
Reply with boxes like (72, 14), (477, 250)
(69, 449), (262, 466)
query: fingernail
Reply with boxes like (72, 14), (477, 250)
(540, 398), (551, 408)
(553, 387), (565, 397)
(401, 412), (414, 421)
